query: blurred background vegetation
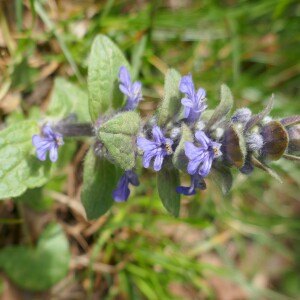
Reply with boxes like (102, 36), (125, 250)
(0, 0), (300, 299)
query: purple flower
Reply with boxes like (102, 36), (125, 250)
(176, 174), (206, 196)
(32, 125), (64, 162)
(119, 66), (143, 110)
(112, 170), (140, 202)
(137, 126), (173, 171)
(185, 131), (222, 177)
(180, 74), (207, 123)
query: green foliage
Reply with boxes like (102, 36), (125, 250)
(2, 1), (300, 298)
(0, 223), (70, 291)
(16, 188), (52, 211)
(81, 148), (122, 220)
(245, 96), (274, 131)
(88, 34), (130, 121)
(210, 165), (233, 195)
(206, 84), (233, 131)
(98, 111), (141, 170)
(157, 68), (182, 127)
(0, 121), (51, 199)
(157, 167), (181, 217)
(46, 77), (90, 122)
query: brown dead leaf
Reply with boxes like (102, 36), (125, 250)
(0, 92), (20, 113)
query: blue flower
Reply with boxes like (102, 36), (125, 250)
(32, 125), (64, 162)
(112, 170), (140, 202)
(176, 174), (206, 196)
(180, 74), (207, 123)
(137, 126), (173, 171)
(119, 66), (143, 110)
(185, 131), (222, 177)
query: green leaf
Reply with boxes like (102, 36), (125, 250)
(15, 187), (52, 211)
(245, 95), (274, 131)
(81, 148), (122, 220)
(210, 166), (233, 195)
(0, 121), (52, 199)
(88, 34), (130, 121)
(251, 155), (282, 183)
(46, 77), (90, 122)
(157, 167), (181, 217)
(206, 84), (233, 131)
(173, 123), (193, 171)
(158, 68), (182, 127)
(0, 223), (70, 291)
(99, 111), (141, 170)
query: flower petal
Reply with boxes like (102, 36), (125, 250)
(137, 137), (157, 152)
(32, 135), (43, 147)
(199, 156), (212, 177)
(49, 145), (58, 162)
(119, 84), (130, 97)
(196, 88), (206, 101)
(179, 74), (195, 99)
(165, 138), (174, 147)
(176, 186), (196, 196)
(36, 148), (47, 161)
(187, 157), (201, 175)
(126, 170), (140, 186)
(185, 142), (202, 160)
(112, 174), (130, 202)
(42, 126), (55, 138)
(119, 66), (131, 88)
(195, 131), (210, 148)
(152, 126), (165, 145)
(132, 81), (142, 94)
(153, 153), (164, 171)
(184, 106), (191, 119)
(143, 151), (156, 168)
(181, 97), (194, 108)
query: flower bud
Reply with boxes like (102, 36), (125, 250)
(261, 120), (288, 161)
(246, 133), (264, 152)
(170, 127), (181, 140)
(231, 108), (252, 124)
(222, 125), (247, 168)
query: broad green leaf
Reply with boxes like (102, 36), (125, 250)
(15, 188), (50, 211)
(158, 68), (182, 127)
(46, 77), (90, 122)
(0, 121), (52, 199)
(99, 111), (141, 170)
(210, 166), (233, 195)
(88, 34), (130, 121)
(157, 167), (181, 217)
(206, 84), (233, 131)
(173, 123), (193, 171)
(0, 223), (70, 291)
(81, 148), (122, 219)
